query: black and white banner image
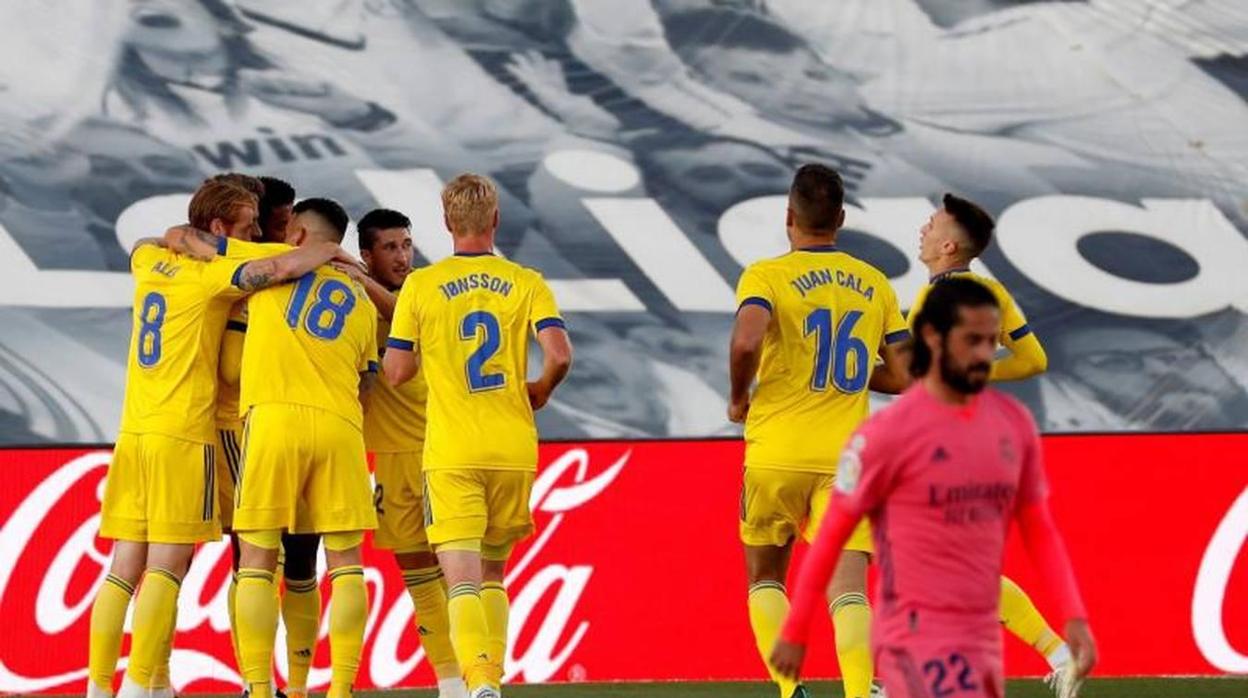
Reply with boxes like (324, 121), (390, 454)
(0, 0), (1246, 444)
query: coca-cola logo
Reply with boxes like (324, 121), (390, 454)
(1192, 486), (1248, 672)
(0, 447), (630, 693)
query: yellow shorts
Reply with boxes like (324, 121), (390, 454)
(424, 468), (535, 548)
(739, 467), (872, 553)
(373, 450), (430, 553)
(215, 423), (244, 532)
(99, 432), (221, 544)
(233, 404), (377, 535)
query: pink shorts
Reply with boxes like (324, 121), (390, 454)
(876, 641), (1004, 698)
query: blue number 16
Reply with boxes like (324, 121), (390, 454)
(804, 308), (869, 393)
(461, 311), (505, 392)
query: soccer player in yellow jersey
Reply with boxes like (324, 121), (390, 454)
(88, 180), (354, 698)
(231, 197), (379, 698)
(912, 194), (1075, 693)
(384, 174), (573, 698)
(729, 165), (911, 698)
(346, 208), (466, 698)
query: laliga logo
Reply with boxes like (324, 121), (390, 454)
(1192, 486), (1248, 673)
(0, 447), (629, 692)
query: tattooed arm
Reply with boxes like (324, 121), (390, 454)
(234, 241), (345, 291)
(162, 225), (223, 261)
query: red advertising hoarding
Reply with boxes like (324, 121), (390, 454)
(0, 434), (1245, 693)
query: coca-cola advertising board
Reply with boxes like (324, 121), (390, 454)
(0, 434), (1245, 693)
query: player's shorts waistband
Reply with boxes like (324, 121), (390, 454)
(245, 402), (363, 431)
(117, 429), (213, 446)
(743, 461), (836, 474)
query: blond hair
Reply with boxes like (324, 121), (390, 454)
(188, 179), (258, 231)
(441, 173), (498, 237)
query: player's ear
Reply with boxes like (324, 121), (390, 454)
(209, 218), (227, 237)
(443, 212), (454, 235)
(785, 206), (794, 229)
(360, 248), (373, 268)
(491, 207), (500, 233)
(921, 323), (942, 353)
(833, 207), (845, 231)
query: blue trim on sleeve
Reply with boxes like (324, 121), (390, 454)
(737, 296), (773, 313)
(226, 320), (248, 333)
(217, 236), (228, 255)
(1008, 323), (1032, 341)
(367, 361), (380, 374)
(386, 337), (415, 351)
(535, 317), (567, 332)
(230, 264), (245, 289)
(885, 329), (912, 345)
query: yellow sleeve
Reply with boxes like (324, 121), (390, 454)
(129, 245), (161, 274)
(199, 256), (248, 300)
(529, 271), (565, 333)
(906, 283), (931, 329)
(990, 283), (1048, 381)
(224, 239), (292, 261)
(734, 264), (775, 314)
(387, 273), (420, 352)
(879, 280), (911, 346)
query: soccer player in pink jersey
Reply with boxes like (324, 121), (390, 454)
(771, 277), (1097, 698)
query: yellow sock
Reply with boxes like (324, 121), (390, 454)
(1000, 576), (1064, 657)
(747, 582), (800, 698)
(88, 574), (135, 692)
(448, 583), (499, 691)
(127, 569), (181, 688)
(228, 573), (241, 674)
(831, 592), (873, 698)
(328, 566), (367, 698)
(236, 569), (278, 698)
(151, 602), (176, 690)
(283, 576), (321, 691)
(481, 582), (509, 678)
(403, 567), (460, 681)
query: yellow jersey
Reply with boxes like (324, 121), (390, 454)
(907, 269), (1032, 344)
(364, 315), (428, 453)
(240, 263), (379, 430)
(389, 253), (563, 471)
(736, 245), (909, 473)
(214, 301), (248, 427)
(119, 244), (248, 443)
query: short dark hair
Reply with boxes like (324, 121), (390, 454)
(943, 193), (994, 258)
(258, 176), (295, 209)
(357, 208), (412, 251)
(663, 8), (807, 55)
(909, 277), (1000, 377)
(789, 163), (844, 232)
(293, 197), (349, 241)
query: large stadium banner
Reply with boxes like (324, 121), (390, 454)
(0, 1), (1246, 444)
(1, 435), (1245, 692)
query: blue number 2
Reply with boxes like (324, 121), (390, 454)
(285, 274), (355, 340)
(803, 308), (869, 393)
(136, 292), (166, 367)
(461, 311), (504, 392)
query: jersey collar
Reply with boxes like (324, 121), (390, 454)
(929, 267), (970, 283)
(453, 251), (494, 257)
(796, 244), (839, 253)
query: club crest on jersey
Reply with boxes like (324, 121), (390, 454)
(836, 434), (867, 493)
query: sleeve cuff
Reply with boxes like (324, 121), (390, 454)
(885, 329), (911, 344)
(217, 235), (229, 255)
(230, 264), (245, 289)
(738, 296), (773, 313)
(535, 317), (567, 332)
(386, 337), (415, 351)
(367, 360), (380, 374)
(1008, 323), (1032, 341)
(226, 320), (248, 333)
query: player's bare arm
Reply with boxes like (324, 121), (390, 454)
(728, 304), (769, 423)
(382, 344), (420, 387)
(868, 340), (912, 394)
(160, 224), (222, 261)
(528, 326), (573, 410)
(234, 241), (347, 292)
(334, 260), (399, 321)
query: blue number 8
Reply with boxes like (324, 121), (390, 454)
(286, 275), (355, 340)
(137, 292), (166, 367)
(804, 308), (869, 393)
(461, 311), (504, 392)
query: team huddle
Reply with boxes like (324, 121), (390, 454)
(86, 163), (1094, 698)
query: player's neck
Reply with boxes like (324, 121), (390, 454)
(789, 230), (838, 251)
(452, 233), (494, 256)
(922, 374), (975, 406)
(926, 257), (972, 281)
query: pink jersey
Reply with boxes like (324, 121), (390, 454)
(835, 384), (1048, 639)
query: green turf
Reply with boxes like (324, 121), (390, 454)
(301, 677), (1247, 698)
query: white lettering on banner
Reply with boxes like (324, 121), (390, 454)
(997, 197), (1248, 317)
(585, 197), (737, 312)
(718, 196), (995, 307)
(1192, 486), (1248, 673)
(0, 447), (629, 693)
